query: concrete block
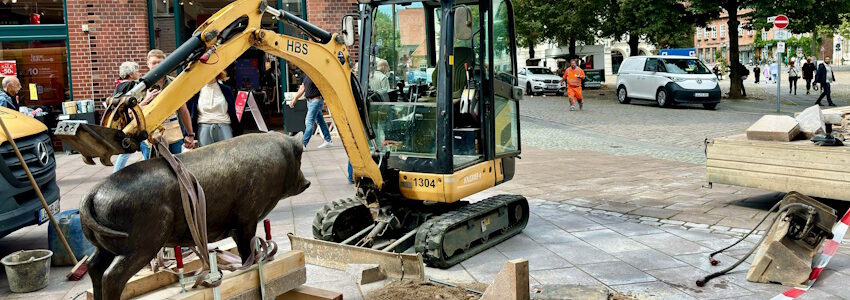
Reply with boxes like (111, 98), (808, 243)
(345, 264), (384, 285)
(746, 115), (800, 142)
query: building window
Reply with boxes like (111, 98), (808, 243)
(720, 25), (726, 38)
(738, 25), (743, 37)
(0, 0), (66, 25)
(697, 28), (702, 39)
(0, 40), (70, 106)
(711, 26), (717, 38)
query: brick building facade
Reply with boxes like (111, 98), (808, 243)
(66, 0), (151, 101)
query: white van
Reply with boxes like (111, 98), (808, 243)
(615, 55), (721, 110)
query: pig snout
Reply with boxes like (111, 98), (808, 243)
(297, 172), (311, 194)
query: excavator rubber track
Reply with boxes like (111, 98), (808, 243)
(414, 194), (529, 268)
(312, 198), (372, 242)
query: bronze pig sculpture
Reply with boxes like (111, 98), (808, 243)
(80, 132), (311, 300)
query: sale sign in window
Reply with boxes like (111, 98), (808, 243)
(0, 60), (16, 77)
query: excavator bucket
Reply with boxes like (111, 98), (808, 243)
(54, 121), (129, 166)
(288, 234), (425, 280)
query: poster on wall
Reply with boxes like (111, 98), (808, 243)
(0, 61), (16, 76)
(234, 58), (260, 91)
(19, 47), (67, 105)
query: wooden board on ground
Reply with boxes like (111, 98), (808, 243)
(706, 134), (850, 201)
(86, 243), (239, 300)
(133, 250), (306, 300)
(746, 115), (800, 142)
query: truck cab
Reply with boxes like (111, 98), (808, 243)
(0, 106), (60, 238)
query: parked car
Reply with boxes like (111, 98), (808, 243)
(616, 55), (721, 110)
(0, 106), (60, 238)
(518, 66), (565, 96)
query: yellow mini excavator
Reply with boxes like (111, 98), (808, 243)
(55, 0), (527, 268)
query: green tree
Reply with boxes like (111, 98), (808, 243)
(747, 0), (850, 59)
(514, 0), (545, 60)
(601, 0), (714, 56)
(537, 0), (606, 59)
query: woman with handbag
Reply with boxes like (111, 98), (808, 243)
(787, 60), (800, 95)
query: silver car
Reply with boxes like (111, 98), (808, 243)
(518, 66), (565, 96)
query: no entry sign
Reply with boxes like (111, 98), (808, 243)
(774, 15), (789, 29)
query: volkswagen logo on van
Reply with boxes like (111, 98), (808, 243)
(35, 141), (50, 166)
(696, 79), (703, 84)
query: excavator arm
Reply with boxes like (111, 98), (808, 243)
(54, 0), (383, 188)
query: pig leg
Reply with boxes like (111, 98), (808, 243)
(232, 224), (259, 264)
(101, 249), (158, 299)
(87, 248), (114, 300)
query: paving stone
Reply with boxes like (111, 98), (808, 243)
(810, 270), (850, 299)
(548, 214), (607, 233)
(674, 252), (747, 273)
(543, 242), (620, 266)
(612, 248), (689, 271)
(684, 222), (710, 229)
(522, 221), (582, 244)
(645, 266), (753, 299)
(629, 207), (680, 219)
(529, 267), (604, 286)
(530, 284), (610, 300)
(496, 235), (572, 271)
(592, 201), (641, 214)
(709, 225), (731, 232)
(662, 227), (724, 242)
(459, 247), (510, 284)
(670, 212), (724, 225)
(610, 281), (697, 300)
(660, 219), (686, 225)
(639, 216), (660, 222)
(577, 261), (657, 286)
(632, 233), (713, 256)
(604, 222), (666, 237)
(572, 229), (650, 255)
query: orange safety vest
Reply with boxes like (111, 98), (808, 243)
(563, 67), (585, 87)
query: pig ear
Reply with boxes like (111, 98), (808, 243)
(292, 132), (304, 159)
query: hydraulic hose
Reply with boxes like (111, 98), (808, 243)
(696, 203), (815, 287)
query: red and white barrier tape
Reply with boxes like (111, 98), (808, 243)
(771, 207), (850, 300)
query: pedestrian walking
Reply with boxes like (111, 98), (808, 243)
(139, 49), (195, 158)
(0, 76), (21, 110)
(289, 73), (334, 147)
(787, 60), (799, 95)
(186, 72), (243, 147)
(802, 57), (816, 95)
(712, 65), (721, 80)
(559, 59), (585, 111)
(814, 56), (837, 106)
(763, 65), (771, 83)
(769, 61), (778, 83)
(753, 65), (760, 84)
(112, 61), (143, 173)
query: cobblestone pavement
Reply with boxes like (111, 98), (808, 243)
(3, 148), (849, 299)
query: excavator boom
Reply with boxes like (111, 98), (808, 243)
(55, 0), (383, 188)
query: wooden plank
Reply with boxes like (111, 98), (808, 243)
(706, 159), (850, 182)
(87, 244), (239, 300)
(706, 167), (850, 201)
(706, 152), (848, 174)
(481, 259), (529, 300)
(712, 135), (850, 154)
(166, 250), (306, 300)
(276, 286), (343, 300)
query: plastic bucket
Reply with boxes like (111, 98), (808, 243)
(1, 250), (53, 293)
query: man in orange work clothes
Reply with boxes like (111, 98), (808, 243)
(560, 59), (586, 111)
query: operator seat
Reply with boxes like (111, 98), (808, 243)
(430, 46), (475, 100)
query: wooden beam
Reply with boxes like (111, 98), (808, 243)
(276, 286), (343, 300)
(166, 250), (306, 300)
(86, 244), (239, 300)
(481, 259), (529, 300)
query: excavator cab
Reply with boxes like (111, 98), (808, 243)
(311, 0), (528, 268)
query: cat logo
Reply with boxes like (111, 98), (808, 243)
(462, 173), (482, 184)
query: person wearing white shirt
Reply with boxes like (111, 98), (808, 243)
(369, 59), (390, 92)
(187, 72), (243, 146)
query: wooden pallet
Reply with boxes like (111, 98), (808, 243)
(706, 134), (850, 201)
(84, 247), (339, 300)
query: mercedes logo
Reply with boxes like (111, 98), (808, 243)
(35, 142), (49, 166)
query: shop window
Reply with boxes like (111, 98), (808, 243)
(0, 40), (70, 106)
(0, 0), (65, 25)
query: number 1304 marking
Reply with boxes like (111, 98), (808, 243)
(413, 178), (435, 188)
